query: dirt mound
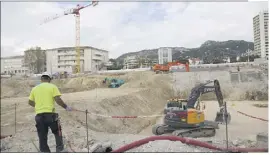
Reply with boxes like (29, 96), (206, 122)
(71, 88), (171, 134)
(66, 72), (173, 134)
(53, 77), (106, 93)
(1, 79), (35, 99)
(1, 71), (173, 134)
(1, 73), (127, 98)
(42, 71), (173, 134)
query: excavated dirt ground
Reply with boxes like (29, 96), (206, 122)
(1, 71), (268, 152)
(1, 72), (137, 99)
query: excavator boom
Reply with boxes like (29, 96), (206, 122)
(186, 79), (230, 124)
(187, 80), (223, 108)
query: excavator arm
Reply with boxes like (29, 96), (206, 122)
(187, 80), (223, 108)
(186, 79), (230, 124)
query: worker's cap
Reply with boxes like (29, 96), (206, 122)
(41, 72), (52, 79)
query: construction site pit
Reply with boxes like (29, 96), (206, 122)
(1, 71), (268, 152)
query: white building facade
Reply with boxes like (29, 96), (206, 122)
(123, 56), (139, 69)
(1, 56), (29, 75)
(46, 46), (109, 74)
(158, 47), (172, 64)
(253, 10), (269, 60)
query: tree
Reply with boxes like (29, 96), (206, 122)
(98, 62), (105, 70)
(107, 58), (123, 70)
(24, 46), (46, 74)
(229, 57), (237, 63)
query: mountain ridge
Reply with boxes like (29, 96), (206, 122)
(115, 40), (254, 64)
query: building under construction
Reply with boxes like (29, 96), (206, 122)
(46, 46), (109, 74)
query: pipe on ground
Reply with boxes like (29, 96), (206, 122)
(111, 136), (268, 153)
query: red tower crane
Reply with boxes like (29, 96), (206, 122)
(41, 1), (98, 73)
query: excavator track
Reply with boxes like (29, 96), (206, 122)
(172, 127), (216, 138)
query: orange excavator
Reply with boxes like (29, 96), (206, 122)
(152, 61), (190, 74)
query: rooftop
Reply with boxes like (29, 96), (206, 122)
(46, 46), (109, 53)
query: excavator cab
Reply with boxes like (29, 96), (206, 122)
(152, 79), (230, 138)
(164, 98), (188, 114)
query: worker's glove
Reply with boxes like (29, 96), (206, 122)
(65, 106), (73, 111)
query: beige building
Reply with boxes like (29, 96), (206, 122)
(46, 46), (109, 74)
(253, 10), (269, 60)
(1, 55), (29, 75)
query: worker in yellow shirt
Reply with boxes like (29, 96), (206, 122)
(28, 73), (73, 152)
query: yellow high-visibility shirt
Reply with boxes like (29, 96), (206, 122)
(29, 82), (61, 114)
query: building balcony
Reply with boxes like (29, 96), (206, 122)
(92, 56), (103, 61)
(58, 56), (84, 61)
(58, 60), (83, 66)
(94, 51), (103, 56)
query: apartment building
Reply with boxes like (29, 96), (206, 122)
(253, 10), (269, 60)
(46, 46), (109, 74)
(158, 47), (172, 64)
(123, 56), (139, 69)
(1, 55), (29, 75)
(123, 55), (158, 69)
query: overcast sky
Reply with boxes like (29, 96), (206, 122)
(1, 2), (268, 58)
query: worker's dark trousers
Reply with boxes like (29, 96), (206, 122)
(35, 113), (64, 153)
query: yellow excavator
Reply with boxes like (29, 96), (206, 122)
(152, 79), (231, 138)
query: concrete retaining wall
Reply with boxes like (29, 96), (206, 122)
(172, 70), (268, 101)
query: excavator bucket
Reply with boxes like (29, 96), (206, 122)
(215, 112), (231, 124)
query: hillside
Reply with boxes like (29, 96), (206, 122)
(115, 40), (254, 64)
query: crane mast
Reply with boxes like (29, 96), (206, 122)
(74, 5), (81, 73)
(41, 1), (98, 74)
(75, 14), (80, 73)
